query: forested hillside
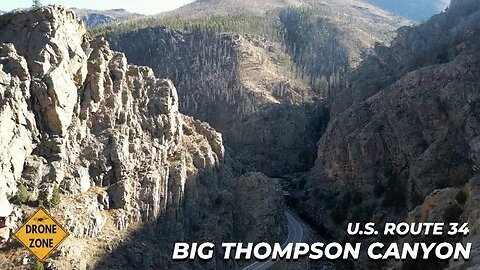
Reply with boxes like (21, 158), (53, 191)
(101, 0), (407, 176)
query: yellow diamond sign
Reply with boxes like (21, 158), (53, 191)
(14, 208), (69, 261)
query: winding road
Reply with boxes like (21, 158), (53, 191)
(243, 211), (304, 270)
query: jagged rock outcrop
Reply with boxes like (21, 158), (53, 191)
(404, 176), (480, 270)
(297, 2), (480, 265)
(232, 172), (287, 244)
(0, 43), (36, 198)
(0, 6), (287, 269)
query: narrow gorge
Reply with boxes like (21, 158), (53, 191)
(0, 0), (479, 269)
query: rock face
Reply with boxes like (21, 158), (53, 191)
(107, 27), (326, 176)
(404, 176), (480, 270)
(0, 193), (12, 216)
(297, 2), (480, 266)
(0, 6), (287, 269)
(232, 172), (287, 244)
(331, 0), (480, 115)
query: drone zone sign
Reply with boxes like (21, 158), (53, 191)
(14, 208), (69, 261)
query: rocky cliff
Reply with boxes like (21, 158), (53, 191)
(296, 1), (480, 268)
(107, 27), (326, 176)
(0, 6), (286, 269)
(406, 176), (480, 270)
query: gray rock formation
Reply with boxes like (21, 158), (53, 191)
(331, 0), (480, 116)
(403, 176), (480, 269)
(296, 3), (480, 268)
(0, 6), (287, 269)
(232, 172), (287, 244)
(0, 193), (12, 217)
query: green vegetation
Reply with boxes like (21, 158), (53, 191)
(37, 190), (47, 208)
(352, 191), (363, 205)
(50, 184), (61, 207)
(352, 206), (364, 222)
(11, 183), (31, 205)
(448, 164), (472, 187)
(3, 89), (12, 99)
(31, 261), (44, 270)
(443, 204), (463, 223)
(330, 206), (347, 224)
(92, 13), (280, 38)
(374, 181), (385, 198)
(32, 0), (42, 8)
(37, 184), (61, 208)
(455, 190), (467, 205)
(382, 172), (406, 211)
(340, 191), (351, 209)
(279, 7), (347, 96)
(93, 6), (345, 96)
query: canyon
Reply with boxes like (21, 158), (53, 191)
(0, 0), (479, 269)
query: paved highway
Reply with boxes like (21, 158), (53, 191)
(243, 211), (304, 270)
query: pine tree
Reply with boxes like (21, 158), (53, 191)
(50, 184), (61, 207)
(32, 0), (42, 8)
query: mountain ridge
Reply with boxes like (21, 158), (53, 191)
(103, 0), (409, 176)
(73, 7), (143, 28)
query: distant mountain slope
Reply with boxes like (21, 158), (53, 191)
(98, 0), (409, 88)
(364, 0), (449, 21)
(102, 0), (409, 176)
(166, 0), (405, 20)
(73, 8), (142, 28)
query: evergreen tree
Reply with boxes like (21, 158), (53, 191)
(50, 184), (61, 207)
(32, 0), (42, 8)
